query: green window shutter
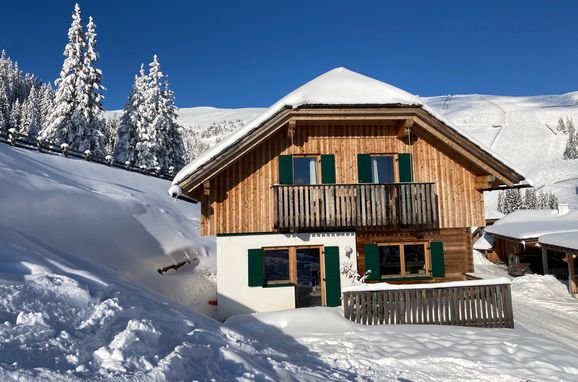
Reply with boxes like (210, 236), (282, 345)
(248, 248), (264, 287)
(324, 246), (342, 307)
(398, 153), (413, 183)
(321, 154), (336, 184)
(430, 241), (445, 278)
(278, 155), (293, 185)
(357, 154), (372, 183)
(364, 243), (380, 281)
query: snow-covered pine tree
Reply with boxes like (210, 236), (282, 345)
(38, 4), (105, 155)
(155, 78), (185, 171)
(103, 116), (119, 156)
(523, 187), (537, 209)
(19, 85), (42, 138)
(82, 16), (106, 153)
(497, 190), (505, 214)
(114, 64), (149, 165)
(563, 118), (578, 160)
(547, 191), (559, 209)
(537, 190), (549, 209)
(8, 99), (21, 131)
(557, 117), (567, 133)
(39, 84), (54, 129)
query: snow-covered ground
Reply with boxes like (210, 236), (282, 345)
(1, 144), (578, 380)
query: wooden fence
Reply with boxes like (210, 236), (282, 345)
(273, 183), (438, 232)
(0, 129), (175, 181)
(343, 282), (514, 328)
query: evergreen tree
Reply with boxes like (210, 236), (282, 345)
(563, 118), (578, 159)
(19, 85), (42, 138)
(548, 191), (559, 209)
(39, 84), (55, 129)
(523, 187), (537, 209)
(103, 116), (119, 156)
(8, 99), (21, 131)
(114, 64), (148, 164)
(497, 190), (505, 214)
(156, 79), (185, 171)
(557, 117), (567, 133)
(38, 4), (105, 155)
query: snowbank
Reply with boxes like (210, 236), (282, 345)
(0, 145), (217, 316)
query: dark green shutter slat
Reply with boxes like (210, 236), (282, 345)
(364, 243), (380, 281)
(248, 248), (264, 287)
(431, 241), (445, 278)
(398, 153), (413, 183)
(357, 154), (372, 183)
(324, 246), (342, 307)
(278, 155), (293, 185)
(321, 154), (336, 184)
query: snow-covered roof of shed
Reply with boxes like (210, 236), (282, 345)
(474, 234), (495, 250)
(172, 67), (527, 186)
(485, 209), (578, 240)
(539, 231), (578, 251)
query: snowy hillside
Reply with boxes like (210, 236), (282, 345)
(0, 144), (217, 317)
(425, 92), (578, 210)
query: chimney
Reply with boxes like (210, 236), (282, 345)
(557, 203), (569, 215)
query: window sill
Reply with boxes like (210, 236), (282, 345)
(378, 275), (433, 282)
(263, 283), (295, 288)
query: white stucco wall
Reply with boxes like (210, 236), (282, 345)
(216, 231), (357, 320)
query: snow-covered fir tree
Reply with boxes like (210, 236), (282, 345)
(114, 64), (148, 165)
(19, 85), (42, 138)
(9, 99), (22, 131)
(523, 187), (537, 209)
(103, 116), (119, 156)
(115, 56), (185, 171)
(563, 118), (578, 160)
(556, 117), (567, 133)
(38, 4), (106, 155)
(498, 188), (559, 214)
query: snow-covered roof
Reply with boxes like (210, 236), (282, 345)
(539, 231), (578, 251)
(474, 234), (495, 250)
(172, 67), (528, 187)
(485, 209), (578, 240)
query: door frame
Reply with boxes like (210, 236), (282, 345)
(262, 244), (326, 307)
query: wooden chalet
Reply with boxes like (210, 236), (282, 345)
(170, 68), (527, 319)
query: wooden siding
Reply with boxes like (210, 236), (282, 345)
(355, 228), (474, 280)
(202, 122), (486, 236)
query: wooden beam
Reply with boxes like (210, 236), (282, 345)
(203, 180), (210, 196)
(397, 119), (414, 139)
(288, 120), (296, 139)
(541, 247), (549, 275)
(568, 252), (577, 296)
(475, 175), (497, 190)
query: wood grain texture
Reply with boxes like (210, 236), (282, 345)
(202, 121), (485, 235)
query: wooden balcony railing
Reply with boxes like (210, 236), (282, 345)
(272, 182), (439, 232)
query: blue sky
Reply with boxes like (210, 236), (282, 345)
(1, 1), (576, 110)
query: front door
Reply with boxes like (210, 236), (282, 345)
(296, 247), (323, 307)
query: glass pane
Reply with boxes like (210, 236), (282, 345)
(294, 157), (318, 185)
(264, 249), (290, 284)
(296, 247), (322, 307)
(404, 244), (426, 275)
(371, 156), (395, 183)
(379, 245), (401, 276)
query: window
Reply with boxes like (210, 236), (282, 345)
(378, 243), (428, 277)
(264, 248), (290, 285)
(293, 156), (319, 185)
(371, 155), (395, 183)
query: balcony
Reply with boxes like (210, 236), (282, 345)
(273, 183), (439, 232)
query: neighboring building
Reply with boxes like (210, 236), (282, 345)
(485, 205), (578, 295)
(539, 232), (578, 297)
(170, 67), (527, 319)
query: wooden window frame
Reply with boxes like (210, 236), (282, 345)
(261, 244), (325, 306)
(369, 154), (399, 183)
(377, 241), (431, 278)
(292, 154), (321, 185)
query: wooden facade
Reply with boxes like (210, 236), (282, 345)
(355, 228), (473, 281)
(199, 120), (486, 236)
